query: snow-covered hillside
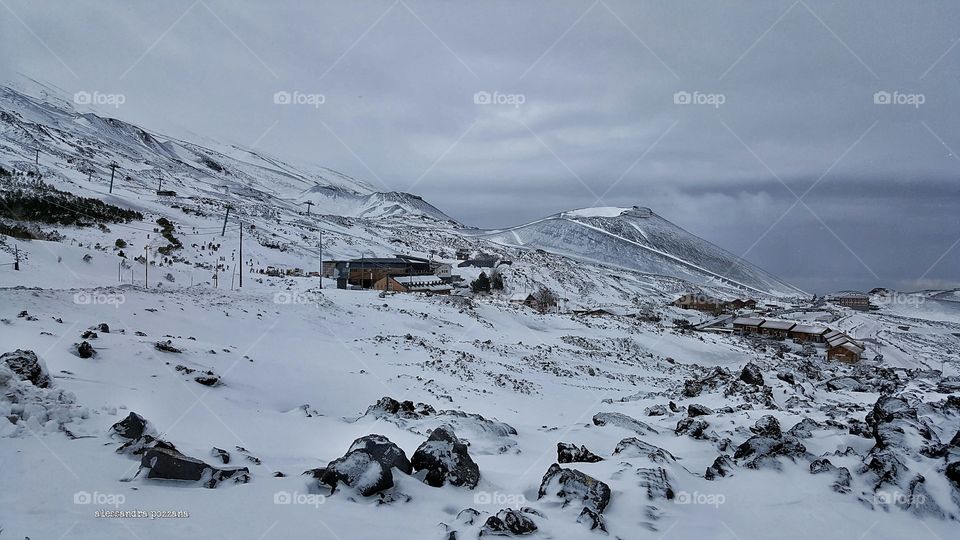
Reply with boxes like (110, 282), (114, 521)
(1, 85), (959, 540)
(479, 206), (806, 297)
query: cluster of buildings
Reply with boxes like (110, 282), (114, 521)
(731, 317), (865, 362)
(321, 255), (455, 294)
(826, 292), (873, 311)
(672, 294), (758, 315)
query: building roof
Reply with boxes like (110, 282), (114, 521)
(760, 320), (796, 331)
(394, 275), (444, 286)
(732, 317), (764, 326)
(840, 342), (865, 354)
(790, 324), (828, 335)
(509, 293), (534, 302)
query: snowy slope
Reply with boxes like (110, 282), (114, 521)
(479, 206), (806, 297)
(0, 83), (453, 222)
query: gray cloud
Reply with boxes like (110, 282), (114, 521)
(2, 0), (958, 292)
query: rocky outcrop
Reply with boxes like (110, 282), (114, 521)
(704, 455), (735, 480)
(537, 463), (611, 514)
(481, 509), (538, 535)
(557, 442), (603, 463)
(613, 437), (676, 463)
(687, 403), (713, 417)
(411, 425), (480, 488)
(593, 412), (658, 435)
(739, 363), (764, 386)
(140, 447), (249, 488)
(1, 349), (51, 388)
(320, 449), (394, 496)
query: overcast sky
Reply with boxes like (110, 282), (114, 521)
(2, 0), (958, 293)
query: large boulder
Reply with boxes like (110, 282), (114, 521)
(613, 437), (675, 463)
(687, 403), (713, 417)
(319, 449), (394, 496)
(704, 455), (735, 480)
(734, 434), (806, 469)
(740, 363), (765, 386)
(411, 425), (480, 488)
(140, 447), (249, 488)
(347, 434), (412, 474)
(557, 442), (603, 464)
(110, 412), (151, 440)
(675, 417), (709, 439)
(481, 509), (538, 535)
(1, 349), (51, 388)
(750, 415), (782, 438)
(537, 463), (611, 514)
(592, 412), (658, 435)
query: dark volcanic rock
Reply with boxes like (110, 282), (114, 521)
(1, 349), (51, 388)
(637, 467), (674, 500)
(687, 403), (713, 417)
(576, 507), (607, 532)
(537, 463), (611, 514)
(945, 461), (960, 487)
(734, 434), (807, 469)
(557, 442), (603, 464)
(319, 449), (394, 496)
(704, 455), (735, 480)
(787, 418), (820, 439)
(411, 425), (480, 488)
(194, 373), (220, 386)
(740, 363), (764, 386)
(481, 509), (538, 535)
(211, 447), (231, 464)
(675, 417), (709, 439)
(682, 379), (702, 398)
(76, 341), (96, 358)
(750, 415), (782, 438)
(110, 412), (150, 440)
(140, 447), (249, 488)
(154, 340), (181, 353)
(348, 434), (412, 474)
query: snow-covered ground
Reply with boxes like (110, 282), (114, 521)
(2, 83), (959, 540)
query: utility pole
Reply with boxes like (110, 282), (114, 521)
(109, 162), (118, 193)
(118, 260), (122, 283)
(14, 245), (20, 271)
(239, 221), (243, 288)
(144, 246), (149, 288)
(305, 201), (314, 215)
(317, 229), (322, 289)
(221, 206), (231, 236)
(156, 169), (163, 194)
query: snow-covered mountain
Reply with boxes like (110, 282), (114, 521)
(0, 83), (454, 222)
(479, 206), (806, 297)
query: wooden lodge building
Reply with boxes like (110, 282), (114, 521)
(373, 275), (452, 295)
(322, 255), (434, 289)
(732, 317), (864, 361)
(673, 294), (757, 315)
(827, 292), (872, 311)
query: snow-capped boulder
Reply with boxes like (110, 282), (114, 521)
(613, 437), (676, 463)
(1, 349), (51, 388)
(750, 415), (782, 438)
(675, 417), (709, 439)
(576, 507), (607, 532)
(140, 447), (250, 488)
(411, 425), (480, 488)
(704, 455), (735, 480)
(319, 449), (394, 496)
(110, 412), (151, 440)
(739, 363), (765, 386)
(687, 403), (713, 417)
(347, 434), (412, 474)
(557, 442), (603, 463)
(75, 341), (96, 358)
(537, 463), (611, 514)
(734, 431), (807, 469)
(481, 509), (538, 535)
(592, 411), (658, 435)
(787, 418), (820, 439)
